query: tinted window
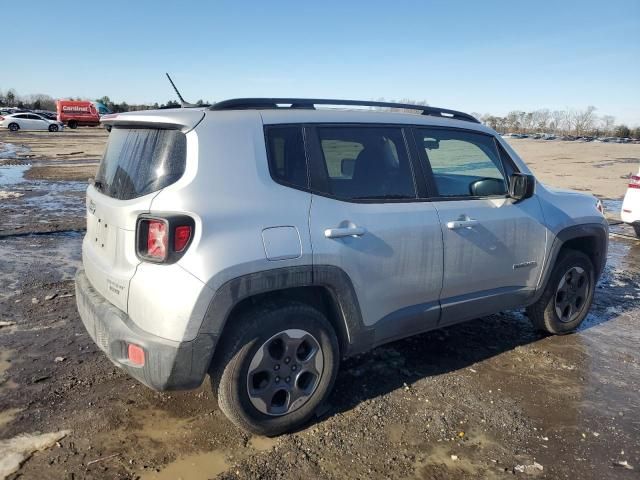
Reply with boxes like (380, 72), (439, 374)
(265, 126), (308, 189)
(316, 127), (415, 201)
(95, 128), (186, 200)
(417, 129), (507, 197)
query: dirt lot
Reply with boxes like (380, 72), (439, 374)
(0, 129), (639, 479)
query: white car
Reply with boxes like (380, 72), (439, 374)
(0, 112), (64, 132)
(621, 169), (640, 236)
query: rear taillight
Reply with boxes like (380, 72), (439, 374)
(628, 175), (640, 189)
(174, 225), (192, 252)
(147, 220), (168, 259)
(136, 215), (195, 264)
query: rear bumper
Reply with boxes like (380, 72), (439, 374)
(75, 268), (216, 391)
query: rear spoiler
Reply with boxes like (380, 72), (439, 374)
(100, 109), (206, 133)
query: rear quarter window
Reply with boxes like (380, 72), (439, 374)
(265, 126), (308, 190)
(95, 128), (187, 200)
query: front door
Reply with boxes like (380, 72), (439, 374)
(308, 125), (443, 343)
(414, 127), (548, 325)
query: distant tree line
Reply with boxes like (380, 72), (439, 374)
(471, 107), (638, 138)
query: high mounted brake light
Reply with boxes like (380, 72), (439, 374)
(136, 215), (195, 264)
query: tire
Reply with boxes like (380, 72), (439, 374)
(8, 123), (19, 132)
(68, 120), (77, 129)
(526, 249), (595, 334)
(633, 224), (640, 238)
(48, 124), (59, 132)
(210, 302), (339, 436)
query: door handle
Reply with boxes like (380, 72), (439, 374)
(324, 226), (367, 238)
(446, 219), (478, 230)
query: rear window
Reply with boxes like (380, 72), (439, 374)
(95, 128), (187, 200)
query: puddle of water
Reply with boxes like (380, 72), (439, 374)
(0, 232), (82, 299)
(602, 199), (623, 216)
(141, 450), (228, 480)
(0, 408), (22, 429)
(0, 349), (18, 392)
(134, 409), (193, 442)
(248, 435), (278, 451)
(603, 236), (640, 273)
(0, 142), (30, 160)
(0, 165), (29, 186)
(0, 349), (14, 375)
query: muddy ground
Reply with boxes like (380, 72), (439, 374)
(0, 129), (639, 479)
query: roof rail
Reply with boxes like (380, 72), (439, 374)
(210, 98), (480, 123)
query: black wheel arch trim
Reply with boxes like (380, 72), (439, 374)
(531, 222), (608, 305)
(199, 265), (372, 359)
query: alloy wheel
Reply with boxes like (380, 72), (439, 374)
(247, 329), (324, 416)
(554, 266), (589, 323)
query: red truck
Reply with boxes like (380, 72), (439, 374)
(56, 100), (100, 129)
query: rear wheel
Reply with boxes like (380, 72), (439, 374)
(48, 124), (59, 132)
(526, 250), (595, 334)
(8, 123), (19, 132)
(68, 120), (78, 129)
(633, 224), (640, 238)
(210, 303), (339, 436)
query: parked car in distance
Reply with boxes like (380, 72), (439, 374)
(56, 100), (101, 129)
(76, 98), (608, 436)
(621, 169), (640, 237)
(34, 110), (58, 120)
(0, 112), (64, 132)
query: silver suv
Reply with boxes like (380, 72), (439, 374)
(76, 99), (608, 435)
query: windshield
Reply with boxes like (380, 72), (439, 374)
(95, 127), (187, 200)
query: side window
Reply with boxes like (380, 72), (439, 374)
(265, 126), (308, 190)
(315, 127), (416, 201)
(416, 128), (507, 197)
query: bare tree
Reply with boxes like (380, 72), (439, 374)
(549, 110), (565, 134)
(571, 106), (597, 136)
(532, 109), (551, 131)
(601, 115), (616, 135)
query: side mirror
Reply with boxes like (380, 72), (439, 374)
(509, 173), (535, 201)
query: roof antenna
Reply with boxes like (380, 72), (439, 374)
(165, 73), (197, 108)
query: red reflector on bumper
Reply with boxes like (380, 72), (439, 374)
(127, 344), (145, 366)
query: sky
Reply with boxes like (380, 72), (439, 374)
(3, 0), (639, 125)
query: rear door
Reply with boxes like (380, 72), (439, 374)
(413, 127), (548, 325)
(83, 111), (202, 312)
(308, 125), (443, 343)
(28, 114), (49, 130)
(13, 114), (33, 129)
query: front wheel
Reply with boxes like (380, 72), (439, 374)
(633, 224), (640, 238)
(68, 120), (77, 129)
(8, 123), (19, 132)
(210, 303), (339, 436)
(526, 250), (595, 334)
(48, 124), (59, 132)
